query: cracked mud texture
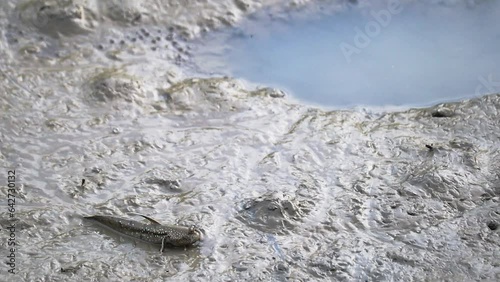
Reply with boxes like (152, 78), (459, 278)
(0, 0), (499, 281)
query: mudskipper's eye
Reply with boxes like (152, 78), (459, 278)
(188, 225), (196, 234)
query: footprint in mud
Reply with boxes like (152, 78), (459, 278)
(236, 193), (310, 235)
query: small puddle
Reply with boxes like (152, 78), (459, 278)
(192, 0), (500, 108)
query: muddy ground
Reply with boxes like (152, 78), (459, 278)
(0, 0), (498, 281)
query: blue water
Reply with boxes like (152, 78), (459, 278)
(193, 0), (500, 108)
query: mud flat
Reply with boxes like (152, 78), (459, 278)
(0, 0), (498, 281)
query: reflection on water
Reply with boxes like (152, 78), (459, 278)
(193, 0), (500, 108)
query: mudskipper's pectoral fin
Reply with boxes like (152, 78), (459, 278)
(160, 237), (166, 253)
(129, 213), (162, 225)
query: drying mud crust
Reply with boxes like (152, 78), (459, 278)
(0, 0), (499, 281)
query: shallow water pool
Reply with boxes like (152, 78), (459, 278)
(193, 0), (500, 108)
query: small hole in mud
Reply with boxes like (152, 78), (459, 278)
(487, 221), (498, 231)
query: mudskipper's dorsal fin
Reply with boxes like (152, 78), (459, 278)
(130, 213), (162, 225)
(140, 215), (162, 225)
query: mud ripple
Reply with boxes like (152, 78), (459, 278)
(87, 69), (144, 104)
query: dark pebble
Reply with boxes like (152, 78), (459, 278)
(431, 108), (454, 118)
(109, 39), (114, 44)
(132, 14), (141, 24)
(276, 262), (288, 272)
(97, 44), (104, 50)
(156, 36), (161, 41)
(120, 40), (125, 45)
(487, 221), (498, 231)
(60, 267), (76, 273)
(91, 167), (102, 173)
(131, 38), (136, 42)
(151, 47), (157, 51)
(151, 39), (156, 44)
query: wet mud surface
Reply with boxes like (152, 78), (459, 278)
(0, 0), (499, 281)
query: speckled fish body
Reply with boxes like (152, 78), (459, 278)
(84, 215), (202, 249)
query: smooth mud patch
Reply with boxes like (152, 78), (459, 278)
(193, 0), (500, 108)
